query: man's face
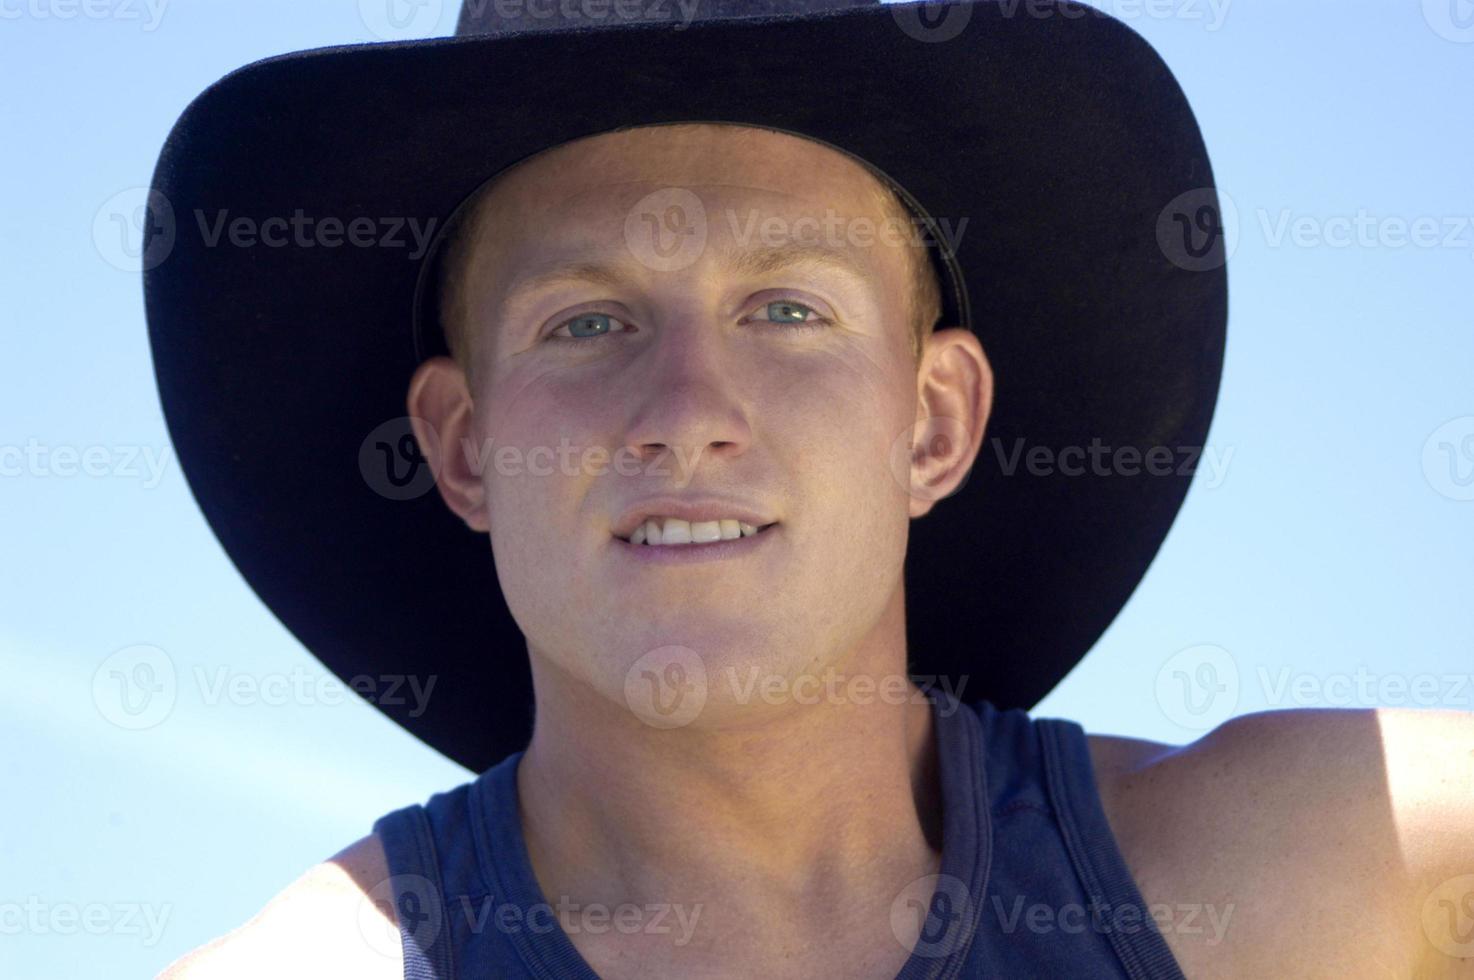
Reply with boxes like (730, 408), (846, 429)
(432, 123), (952, 722)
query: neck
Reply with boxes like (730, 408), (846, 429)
(515, 581), (944, 937)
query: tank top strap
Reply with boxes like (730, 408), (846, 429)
(372, 757), (574, 979)
(965, 700), (1186, 980)
(371, 802), (457, 979)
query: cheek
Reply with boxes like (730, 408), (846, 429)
(474, 367), (627, 656)
(776, 354), (916, 568)
(472, 367), (609, 568)
(475, 362), (613, 475)
(784, 349), (915, 490)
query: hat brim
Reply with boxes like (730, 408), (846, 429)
(145, 0), (1228, 773)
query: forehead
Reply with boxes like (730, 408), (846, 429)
(451, 123), (913, 311)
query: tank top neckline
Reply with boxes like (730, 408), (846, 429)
(462, 686), (991, 978)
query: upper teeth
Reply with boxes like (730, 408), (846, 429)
(629, 518), (761, 546)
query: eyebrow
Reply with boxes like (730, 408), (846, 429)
(499, 240), (877, 314)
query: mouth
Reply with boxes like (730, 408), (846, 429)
(611, 517), (781, 566)
(613, 517), (781, 547)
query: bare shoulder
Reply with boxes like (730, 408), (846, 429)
(155, 833), (403, 979)
(1086, 708), (1474, 979)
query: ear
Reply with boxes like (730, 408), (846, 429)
(406, 356), (490, 532)
(907, 328), (993, 519)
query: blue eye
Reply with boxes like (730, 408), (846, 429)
(545, 299), (830, 343)
(550, 312), (627, 340)
(752, 300), (831, 331)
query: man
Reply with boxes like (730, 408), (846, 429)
(150, 2), (1471, 978)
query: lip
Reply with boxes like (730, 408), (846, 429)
(611, 496), (778, 541)
(612, 522), (781, 565)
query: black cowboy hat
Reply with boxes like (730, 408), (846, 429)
(143, 0), (1228, 773)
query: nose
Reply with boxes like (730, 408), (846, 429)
(621, 321), (753, 471)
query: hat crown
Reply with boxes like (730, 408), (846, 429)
(455, 0), (878, 36)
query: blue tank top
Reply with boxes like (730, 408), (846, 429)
(370, 693), (1187, 978)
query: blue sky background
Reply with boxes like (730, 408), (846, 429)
(2, 0), (1470, 975)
